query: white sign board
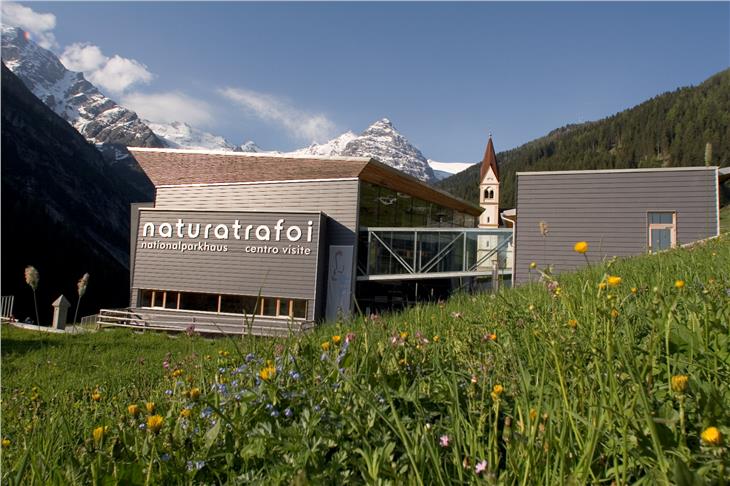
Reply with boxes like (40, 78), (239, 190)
(325, 245), (353, 321)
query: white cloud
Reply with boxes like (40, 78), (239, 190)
(59, 43), (153, 94)
(219, 87), (335, 143)
(87, 55), (154, 94)
(1, 2), (57, 49)
(121, 91), (213, 126)
(60, 43), (107, 72)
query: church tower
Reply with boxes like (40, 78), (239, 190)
(478, 135), (500, 228)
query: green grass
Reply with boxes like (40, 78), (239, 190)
(2, 236), (729, 484)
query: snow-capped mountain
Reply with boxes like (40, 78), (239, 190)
(237, 141), (262, 153)
(290, 119), (435, 182)
(146, 120), (238, 151)
(1, 26), (162, 147)
(293, 131), (358, 157)
(340, 119), (435, 182)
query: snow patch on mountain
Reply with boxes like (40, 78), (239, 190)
(428, 160), (477, 180)
(146, 120), (238, 151)
(292, 131), (358, 157)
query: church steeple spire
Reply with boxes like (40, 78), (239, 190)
(478, 134), (500, 228)
(480, 134), (499, 182)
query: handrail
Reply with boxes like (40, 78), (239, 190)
(97, 308), (312, 336)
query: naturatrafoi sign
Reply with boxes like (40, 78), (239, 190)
(139, 215), (317, 255)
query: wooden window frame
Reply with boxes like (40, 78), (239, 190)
(647, 211), (676, 253)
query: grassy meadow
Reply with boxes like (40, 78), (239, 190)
(1, 235), (729, 484)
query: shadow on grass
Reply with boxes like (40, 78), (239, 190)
(0, 337), (66, 357)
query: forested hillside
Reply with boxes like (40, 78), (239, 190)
(438, 69), (730, 208)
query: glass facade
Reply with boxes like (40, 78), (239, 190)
(358, 182), (476, 229)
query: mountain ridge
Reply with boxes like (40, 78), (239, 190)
(437, 68), (730, 207)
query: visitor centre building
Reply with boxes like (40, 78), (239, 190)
(103, 147), (512, 335)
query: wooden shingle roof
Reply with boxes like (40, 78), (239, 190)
(129, 148), (483, 216)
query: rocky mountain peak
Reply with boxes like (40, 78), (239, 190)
(1, 26), (163, 147)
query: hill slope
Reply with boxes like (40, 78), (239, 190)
(1, 63), (152, 323)
(437, 69), (730, 208)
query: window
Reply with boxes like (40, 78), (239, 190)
(484, 188), (494, 200)
(137, 289), (308, 319)
(648, 211), (676, 253)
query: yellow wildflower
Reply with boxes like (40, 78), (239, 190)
(607, 275), (622, 287)
(674, 280), (685, 289)
(598, 282), (607, 290)
(146, 415), (164, 434)
(400, 331), (409, 340)
(491, 384), (504, 400)
(172, 369), (184, 378)
(92, 426), (108, 443)
(671, 375), (689, 393)
(321, 341), (330, 352)
(91, 390), (101, 402)
(631, 287), (638, 294)
(259, 365), (276, 381)
(179, 408), (191, 418)
(331, 335), (342, 345)
(610, 308), (619, 319)
(189, 387), (201, 401)
(701, 426), (722, 446)
(218, 350), (229, 357)
(567, 319), (578, 329)
(145, 402), (156, 414)
(432, 335), (440, 343)
(529, 261), (537, 269)
(128, 404), (140, 416)
(1, 438), (10, 448)
(573, 241), (589, 254)
(529, 409), (538, 421)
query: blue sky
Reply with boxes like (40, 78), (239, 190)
(6, 2), (730, 162)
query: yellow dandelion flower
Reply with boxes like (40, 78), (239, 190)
(432, 335), (440, 343)
(128, 404), (140, 416)
(631, 287), (638, 294)
(146, 415), (164, 434)
(598, 282), (607, 290)
(573, 241), (589, 254)
(331, 335), (342, 345)
(321, 341), (330, 352)
(91, 390), (101, 402)
(172, 369), (184, 378)
(189, 387), (201, 401)
(1, 438), (10, 448)
(145, 402), (156, 414)
(607, 275), (622, 287)
(529, 261), (537, 269)
(491, 384), (504, 400)
(701, 426), (722, 446)
(567, 319), (578, 329)
(179, 408), (191, 418)
(610, 308), (619, 319)
(92, 426), (108, 443)
(400, 331), (409, 340)
(218, 350), (229, 357)
(674, 280), (685, 289)
(259, 365), (276, 381)
(671, 375), (689, 393)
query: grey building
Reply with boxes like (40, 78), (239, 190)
(513, 167), (721, 284)
(112, 148), (500, 335)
